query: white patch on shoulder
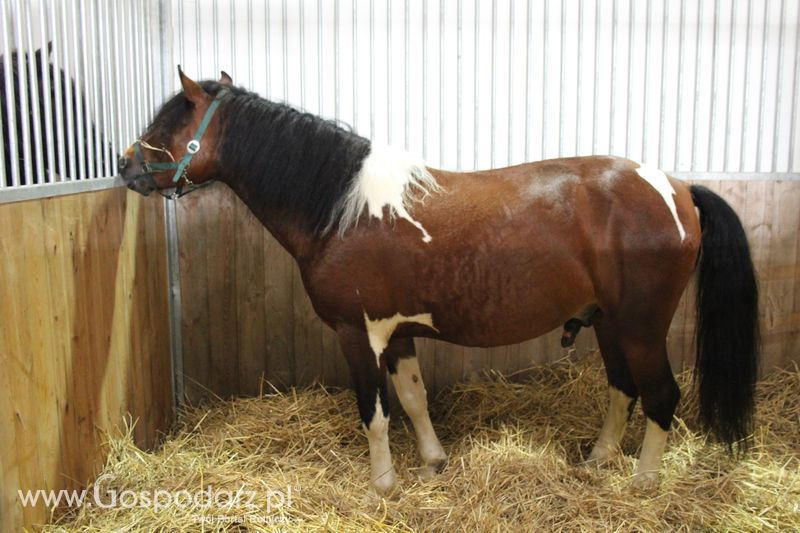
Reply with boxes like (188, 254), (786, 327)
(635, 163), (686, 242)
(364, 311), (438, 367)
(334, 145), (442, 243)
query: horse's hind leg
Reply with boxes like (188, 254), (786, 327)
(624, 338), (679, 488)
(588, 319), (638, 462)
(589, 302), (681, 488)
(385, 338), (448, 478)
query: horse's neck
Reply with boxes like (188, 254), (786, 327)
(225, 178), (321, 265)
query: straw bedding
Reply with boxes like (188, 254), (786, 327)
(47, 356), (800, 532)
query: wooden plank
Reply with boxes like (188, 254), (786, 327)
(764, 181), (800, 369)
(234, 197), (268, 396)
(292, 263), (324, 386)
(434, 340), (464, 393)
(177, 189), (212, 402)
(322, 322), (349, 389)
(0, 190), (173, 533)
(0, 202), (40, 528)
(264, 230), (295, 389)
(205, 186), (240, 397)
(139, 194), (172, 443)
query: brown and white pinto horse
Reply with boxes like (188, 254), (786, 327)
(120, 70), (759, 495)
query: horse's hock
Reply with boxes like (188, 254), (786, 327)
(2, 1), (800, 531)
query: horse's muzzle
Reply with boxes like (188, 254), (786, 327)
(118, 156), (154, 196)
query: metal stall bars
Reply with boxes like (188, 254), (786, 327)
(171, 0), (800, 177)
(0, 0), (161, 204)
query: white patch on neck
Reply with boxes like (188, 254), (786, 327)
(364, 311), (437, 367)
(334, 145), (442, 243)
(635, 164), (686, 242)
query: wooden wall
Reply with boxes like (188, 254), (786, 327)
(176, 180), (800, 401)
(0, 189), (173, 531)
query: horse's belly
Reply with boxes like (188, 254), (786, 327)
(419, 255), (594, 347)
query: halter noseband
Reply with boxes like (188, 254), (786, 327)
(131, 88), (228, 199)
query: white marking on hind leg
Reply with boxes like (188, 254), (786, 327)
(588, 387), (634, 462)
(390, 357), (447, 476)
(632, 418), (669, 488)
(635, 163), (686, 242)
(363, 311), (438, 367)
(364, 392), (397, 495)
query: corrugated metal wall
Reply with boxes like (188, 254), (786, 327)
(171, 0), (800, 175)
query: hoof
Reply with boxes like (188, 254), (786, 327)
(631, 471), (660, 490)
(585, 443), (619, 465)
(371, 469), (399, 498)
(417, 457), (447, 480)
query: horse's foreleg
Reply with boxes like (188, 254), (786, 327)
(385, 338), (447, 478)
(337, 324), (397, 496)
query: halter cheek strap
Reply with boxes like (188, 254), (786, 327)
(132, 88), (228, 199)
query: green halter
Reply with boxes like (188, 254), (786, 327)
(132, 88), (228, 199)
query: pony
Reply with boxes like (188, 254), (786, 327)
(120, 69), (759, 495)
(1, 44), (114, 186)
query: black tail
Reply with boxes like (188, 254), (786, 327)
(690, 185), (759, 451)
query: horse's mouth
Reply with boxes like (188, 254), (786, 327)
(124, 177), (154, 196)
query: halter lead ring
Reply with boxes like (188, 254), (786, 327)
(132, 88), (228, 199)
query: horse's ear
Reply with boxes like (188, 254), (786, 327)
(219, 70), (233, 86)
(35, 41), (53, 62)
(177, 65), (209, 105)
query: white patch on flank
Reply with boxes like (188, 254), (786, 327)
(334, 144), (442, 243)
(589, 387), (634, 462)
(634, 418), (669, 486)
(364, 311), (437, 367)
(391, 357), (447, 468)
(635, 163), (686, 242)
(364, 392), (396, 494)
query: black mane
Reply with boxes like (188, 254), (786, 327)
(153, 81), (372, 235)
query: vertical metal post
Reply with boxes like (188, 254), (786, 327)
(558, 0), (565, 157)
(591, 0), (600, 155)
(457, 0), (463, 168)
(386, 0), (391, 143)
(156, 0), (183, 408)
(723, 0), (736, 172)
(334, 0), (340, 120)
(51, 0), (67, 179)
(740, 0), (753, 171)
(525, 0), (532, 161)
(707, 0), (719, 171)
(576, 0), (583, 155)
(472, 0), (478, 167)
(641, 0), (651, 162)
(691, 0), (704, 172)
(608, 0), (616, 156)
(657, 0), (668, 169)
(755, 0), (770, 171)
(404, 0), (409, 149)
(490, 0), (497, 167)
(12, 0), (33, 185)
(508, 0), (514, 164)
(23, 1), (45, 184)
(542, 0), (549, 159)
(789, 4), (800, 172)
(624, 0), (634, 159)
(771, 0), (786, 172)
